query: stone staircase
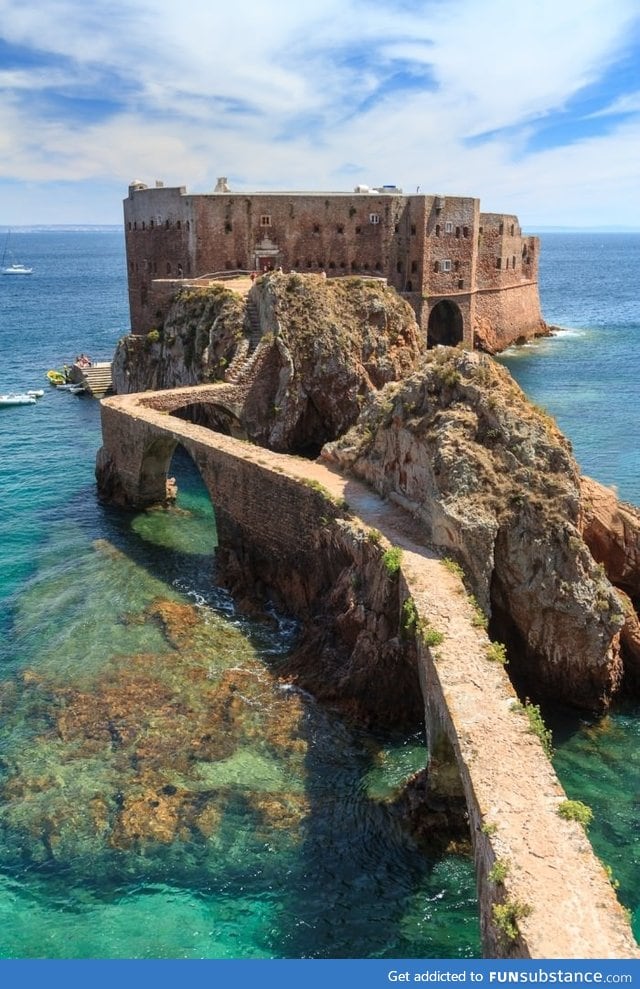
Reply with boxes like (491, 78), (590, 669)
(71, 361), (113, 396)
(224, 297), (264, 385)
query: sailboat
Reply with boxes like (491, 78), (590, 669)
(1, 230), (33, 275)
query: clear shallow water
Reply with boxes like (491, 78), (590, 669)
(0, 231), (478, 958)
(500, 233), (640, 504)
(2, 230), (639, 957)
(500, 232), (640, 940)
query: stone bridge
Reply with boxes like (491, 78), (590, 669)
(96, 386), (638, 960)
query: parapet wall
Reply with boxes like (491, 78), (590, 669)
(96, 387), (638, 959)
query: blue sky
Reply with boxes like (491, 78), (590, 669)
(0, 0), (639, 227)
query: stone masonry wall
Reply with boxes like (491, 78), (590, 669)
(96, 388), (638, 959)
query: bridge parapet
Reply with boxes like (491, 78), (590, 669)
(96, 387), (638, 959)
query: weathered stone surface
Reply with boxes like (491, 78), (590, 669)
(580, 476), (640, 600)
(324, 349), (626, 710)
(112, 283), (245, 394)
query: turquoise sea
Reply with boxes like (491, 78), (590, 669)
(0, 229), (638, 958)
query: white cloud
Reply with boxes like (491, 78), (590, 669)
(0, 0), (639, 224)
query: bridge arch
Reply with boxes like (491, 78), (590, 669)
(171, 401), (247, 439)
(427, 299), (464, 348)
(95, 389), (639, 959)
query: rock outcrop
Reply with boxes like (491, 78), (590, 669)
(323, 349), (627, 710)
(108, 275), (640, 713)
(580, 476), (640, 688)
(112, 283), (246, 394)
(113, 273), (425, 454)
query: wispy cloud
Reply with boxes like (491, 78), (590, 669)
(0, 0), (639, 224)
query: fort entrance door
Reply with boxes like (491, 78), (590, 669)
(427, 300), (464, 347)
(254, 236), (280, 273)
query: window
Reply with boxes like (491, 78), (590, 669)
(225, 222), (232, 233)
(499, 222), (504, 234)
(127, 222), (132, 231)
(455, 226), (460, 238)
(463, 226), (469, 238)
(510, 224), (515, 236)
(458, 279), (464, 289)
(396, 261), (403, 273)
(150, 219), (154, 228)
(435, 224), (441, 237)
(496, 257), (502, 269)
(454, 260), (460, 271)
(313, 223), (320, 233)
(505, 257), (510, 269)
(142, 221), (145, 230)
(411, 260), (418, 273)
(166, 219), (170, 229)
(441, 259), (452, 272)
(512, 255), (516, 268)
(369, 213), (380, 224)
(337, 224), (344, 234)
(166, 262), (172, 274)
(260, 215), (272, 227)
(445, 221), (453, 233)
(355, 225), (361, 234)
(411, 224), (416, 235)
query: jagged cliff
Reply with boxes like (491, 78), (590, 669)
(109, 273), (640, 712)
(112, 283), (246, 393)
(322, 349), (638, 711)
(114, 273), (425, 452)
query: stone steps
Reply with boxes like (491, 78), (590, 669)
(224, 298), (263, 385)
(73, 362), (113, 396)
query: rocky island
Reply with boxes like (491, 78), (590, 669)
(97, 270), (640, 957)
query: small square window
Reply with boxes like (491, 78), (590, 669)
(369, 213), (380, 224)
(441, 259), (452, 272)
(260, 215), (272, 227)
(444, 221), (453, 233)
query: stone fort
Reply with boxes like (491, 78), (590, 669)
(124, 177), (545, 350)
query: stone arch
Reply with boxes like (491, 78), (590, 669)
(139, 435), (180, 504)
(171, 401), (247, 439)
(427, 299), (464, 348)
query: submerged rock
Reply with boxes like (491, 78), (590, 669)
(0, 599), (310, 874)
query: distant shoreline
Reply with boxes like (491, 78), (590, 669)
(0, 225), (121, 233)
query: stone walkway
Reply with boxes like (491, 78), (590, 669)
(101, 389), (639, 958)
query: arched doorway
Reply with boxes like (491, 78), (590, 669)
(427, 300), (464, 348)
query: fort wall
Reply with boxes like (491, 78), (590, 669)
(123, 181), (545, 351)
